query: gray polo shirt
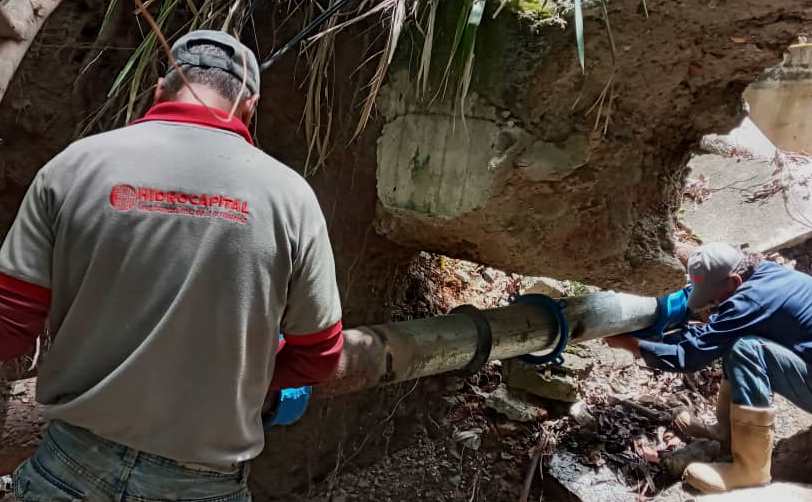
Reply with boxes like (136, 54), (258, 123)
(0, 117), (342, 467)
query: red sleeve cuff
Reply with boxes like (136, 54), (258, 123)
(0, 273), (50, 304)
(0, 272), (50, 361)
(283, 320), (342, 346)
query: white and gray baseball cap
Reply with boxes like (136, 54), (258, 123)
(169, 30), (260, 95)
(686, 242), (744, 310)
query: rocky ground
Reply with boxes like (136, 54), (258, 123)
(294, 254), (812, 502)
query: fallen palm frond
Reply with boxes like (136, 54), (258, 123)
(585, 0), (617, 136)
(415, 0), (438, 98)
(353, 0), (406, 139)
(303, 10), (338, 176)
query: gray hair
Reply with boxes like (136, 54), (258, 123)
(732, 251), (763, 281)
(163, 43), (250, 103)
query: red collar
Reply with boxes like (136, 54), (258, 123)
(132, 102), (254, 145)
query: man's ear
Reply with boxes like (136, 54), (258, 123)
(154, 77), (167, 104)
(239, 94), (260, 124)
(730, 274), (743, 290)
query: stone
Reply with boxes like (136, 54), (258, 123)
(581, 339), (636, 368)
(503, 358), (587, 403)
(453, 269), (471, 284)
(559, 353), (594, 379)
(481, 267), (496, 283)
(545, 451), (634, 502)
(452, 428), (483, 451)
(524, 277), (568, 298)
(569, 401), (597, 431)
(483, 385), (546, 423)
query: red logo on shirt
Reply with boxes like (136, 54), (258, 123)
(108, 185), (250, 224)
(109, 184), (138, 211)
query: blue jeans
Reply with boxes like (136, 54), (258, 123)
(13, 421), (251, 501)
(725, 336), (812, 411)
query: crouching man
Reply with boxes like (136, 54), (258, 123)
(606, 243), (812, 494)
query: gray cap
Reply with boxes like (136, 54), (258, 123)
(686, 243), (744, 310)
(169, 30), (261, 95)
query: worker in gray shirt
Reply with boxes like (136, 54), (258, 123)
(1, 30), (344, 501)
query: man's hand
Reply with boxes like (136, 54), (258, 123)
(604, 334), (642, 357)
(262, 386), (312, 430)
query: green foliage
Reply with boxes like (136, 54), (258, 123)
(565, 280), (592, 296)
(514, 0), (555, 17)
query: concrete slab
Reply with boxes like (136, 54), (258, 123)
(0, 0), (34, 40)
(682, 152), (812, 252)
(701, 116), (777, 160)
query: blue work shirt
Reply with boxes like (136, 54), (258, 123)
(639, 262), (812, 372)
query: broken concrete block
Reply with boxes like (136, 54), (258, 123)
(503, 356), (590, 403)
(559, 352), (594, 379)
(0, 0), (34, 40)
(484, 385), (546, 423)
(524, 277), (567, 298)
(569, 400), (597, 431)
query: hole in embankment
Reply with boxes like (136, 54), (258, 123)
(679, 38), (812, 258)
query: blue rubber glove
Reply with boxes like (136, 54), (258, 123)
(629, 287), (690, 341)
(262, 386), (312, 430)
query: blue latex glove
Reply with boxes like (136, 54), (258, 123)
(629, 287), (690, 341)
(262, 386), (312, 430)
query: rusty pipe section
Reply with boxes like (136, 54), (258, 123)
(315, 292), (657, 397)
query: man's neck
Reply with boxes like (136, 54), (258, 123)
(170, 84), (234, 114)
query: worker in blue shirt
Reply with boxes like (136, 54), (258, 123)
(606, 242), (812, 494)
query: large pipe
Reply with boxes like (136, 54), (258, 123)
(0, 291), (658, 474)
(316, 292), (657, 396)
